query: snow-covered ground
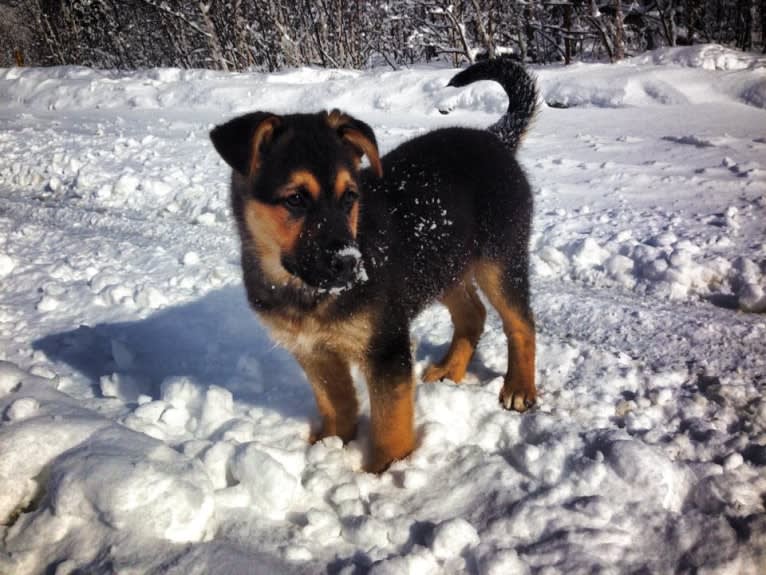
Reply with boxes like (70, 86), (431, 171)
(1, 44), (765, 574)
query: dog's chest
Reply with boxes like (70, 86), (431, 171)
(260, 308), (371, 358)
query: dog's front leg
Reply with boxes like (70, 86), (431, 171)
(363, 328), (416, 473)
(296, 349), (358, 444)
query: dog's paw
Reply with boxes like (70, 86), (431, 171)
(422, 361), (467, 384)
(364, 451), (412, 474)
(309, 423), (357, 445)
(364, 457), (393, 474)
(499, 381), (536, 412)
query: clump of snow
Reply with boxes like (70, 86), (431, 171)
(230, 444), (300, 519)
(429, 517), (480, 560)
(0, 253), (15, 277)
(0, 361), (28, 396)
(3, 397), (39, 421)
(182, 251), (200, 266)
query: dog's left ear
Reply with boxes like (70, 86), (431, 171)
(210, 112), (281, 176)
(327, 110), (383, 177)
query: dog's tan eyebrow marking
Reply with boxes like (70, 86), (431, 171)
(333, 168), (355, 199)
(282, 170), (321, 201)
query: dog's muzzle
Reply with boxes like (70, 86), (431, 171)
(330, 245), (362, 281)
(284, 243), (366, 292)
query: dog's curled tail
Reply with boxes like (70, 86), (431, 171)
(448, 57), (538, 152)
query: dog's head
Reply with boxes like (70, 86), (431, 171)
(210, 110), (381, 292)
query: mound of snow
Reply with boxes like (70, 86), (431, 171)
(634, 44), (766, 71)
(46, 428), (214, 542)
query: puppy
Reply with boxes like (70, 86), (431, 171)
(210, 57), (538, 473)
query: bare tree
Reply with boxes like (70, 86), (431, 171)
(4, 0), (763, 71)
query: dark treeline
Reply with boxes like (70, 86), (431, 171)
(1, 1), (764, 70)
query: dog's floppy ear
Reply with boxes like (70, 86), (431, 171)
(327, 109), (382, 177)
(210, 112), (281, 176)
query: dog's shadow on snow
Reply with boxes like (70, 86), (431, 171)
(33, 286), (313, 419)
(33, 285), (486, 421)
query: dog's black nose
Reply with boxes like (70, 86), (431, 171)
(331, 254), (358, 280)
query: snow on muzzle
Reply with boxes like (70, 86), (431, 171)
(317, 244), (368, 294)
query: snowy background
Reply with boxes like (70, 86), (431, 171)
(1, 44), (765, 574)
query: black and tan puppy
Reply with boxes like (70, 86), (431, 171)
(210, 58), (538, 472)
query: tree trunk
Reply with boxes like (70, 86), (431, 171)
(614, 0), (625, 60)
(762, 0), (766, 53)
(564, 2), (573, 65)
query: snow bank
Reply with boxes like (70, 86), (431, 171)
(634, 44), (766, 71)
(541, 45), (766, 110)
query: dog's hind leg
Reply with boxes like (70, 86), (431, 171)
(423, 275), (486, 383)
(475, 260), (536, 412)
(296, 349), (359, 444)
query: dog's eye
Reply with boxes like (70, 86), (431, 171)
(282, 190), (307, 211)
(341, 189), (359, 213)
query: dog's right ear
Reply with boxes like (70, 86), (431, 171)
(210, 112), (281, 176)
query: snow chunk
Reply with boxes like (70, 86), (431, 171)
(606, 439), (691, 512)
(303, 508), (342, 541)
(200, 441), (236, 490)
(141, 178), (172, 197)
(230, 444), (299, 519)
(112, 173), (140, 196)
(605, 254), (635, 287)
(563, 237), (611, 269)
(161, 376), (203, 410)
(4, 397), (39, 421)
(36, 294), (60, 312)
(342, 515), (389, 549)
(738, 282), (766, 313)
(0, 361), (26, 396)
(430, 517), (480, 560)
(0, 254), (15, 277)
(195, 212), (216, 226)
(135, 286), (168, 310)
(99, 372), (146, 402)
(199, 385), (234, 435)
(401, 468), (429, 489)
(182, 251), (200, 266)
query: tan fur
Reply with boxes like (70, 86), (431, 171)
(249, 116), (280, 175)
(296, 350), (358, 443)
(423, 275), (486, 383)
(343, 130), (383, 177)
(349, 202), (359, 238)
(333, 168), (355, 199)
(326, 110), (383, 177)
(260, 306), (373, 361)
(333, 168), (360, 237)
(283, 169), (321, 201)
(365, 374), (415, 474)
(243, 200), (301, 285)
(474, 261), (536, 411)
(261, 306), (373, 446)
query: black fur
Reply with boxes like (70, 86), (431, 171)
(448, 56), (538, 152)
